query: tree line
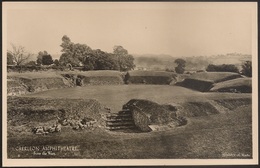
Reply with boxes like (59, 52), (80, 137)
(173, 58), (252, 77)
(7, 35), (135, 72)
(7, 35), (252, 77)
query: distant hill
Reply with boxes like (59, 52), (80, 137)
(133, 53), (252, 71)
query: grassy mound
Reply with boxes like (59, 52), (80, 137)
(176, 98), (252, 117)
(19, 77), (69, 93)
(213, 98), (252, 111)
(123, 99), (185, 132)
(175, 72), (243, 92)
(7, 72), (71, 95)
(7, 97), (102, 136)
(61, 70), (124, 85)
(177, 101), (219, 117)
(126, 71), (176, 85)
(210, 78), (252, 93)
(189, 72), (242, 83)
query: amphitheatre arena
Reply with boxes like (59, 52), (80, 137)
(7, 70), (252, 159)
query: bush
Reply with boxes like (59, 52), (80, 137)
(174, 58), (186, 74)
(124, 72), (130, 84)
(206, 64), (239, 73)
(175, 66), (185, 74)
(241, 61), (252, 77)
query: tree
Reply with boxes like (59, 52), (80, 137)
(42, 55), (53, 65)
(241, 61), (252, 77)
(59, 53), (81, 66)
(60, 35), (92, 67)
(174, 58), (186, 74)
(37, 51), (48, 65)
(60, 35), (72, 53)
(118, 54), (135, 71)
(93, 50), (119, 70)
(54, 59), (59, 66)
(82, 53), (96, 70)
(113, 45), (135, 71)
(8, 44), (32, 65)
(7, 52), (14, 65)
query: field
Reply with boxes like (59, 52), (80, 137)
(6, 71), (253, 159)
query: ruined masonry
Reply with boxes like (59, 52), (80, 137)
(105, 109), (138, 130)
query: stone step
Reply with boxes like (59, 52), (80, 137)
(118, 109), (131, 114)
(106, 113), (132, 117)
(106, 115), (133, 120)
(105, 118), (134, 122)
(105, 125), (137, 130)
(106, 121), (135, 126)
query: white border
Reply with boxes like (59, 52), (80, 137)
(2, 2), (258, 166)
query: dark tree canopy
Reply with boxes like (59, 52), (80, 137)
(37, 51), (48, 65)
(7, 52), (14, 65)
(60, 35), (92, 67)
(174, 58), (186, 67)
(174, 58), (186, 74)
(59, 35), (135, 71)
(241, 61), (252, 77)
(53, 59), (59, 66)
(175, 66), (185, 74)
(42, 55), (53, 65)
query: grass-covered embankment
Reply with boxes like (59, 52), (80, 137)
(210, 78), (252, 93)
(60, 70), (125, 85)
(125, 70), (176, 85)
(7, 72), (72, 96)
(176, 72), (248, 92)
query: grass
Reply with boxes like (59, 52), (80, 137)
(24, 85), (252, 112)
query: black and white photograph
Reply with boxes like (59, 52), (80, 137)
(2, 1), (258, 166)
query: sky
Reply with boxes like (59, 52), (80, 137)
(3, 2), (257, 58)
